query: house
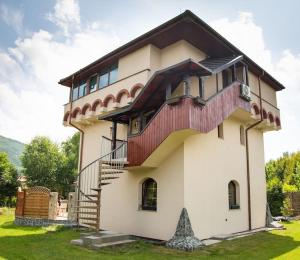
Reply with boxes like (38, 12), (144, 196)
(59, 10), (283, 247)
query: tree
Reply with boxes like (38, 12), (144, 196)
(0, 152), (19, 207)
(21, 136), (63, 191)
(20, 134), (80, 198)
(58, 132), (80, 197)
(266, 151), (300, 216)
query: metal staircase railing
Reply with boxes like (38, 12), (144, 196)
(73, 139), (127, 231)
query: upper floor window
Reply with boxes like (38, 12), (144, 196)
(78, 80), (87, 98)
(222, 68), (233, 88)
(142, 178), (157, 211)
(72, 86), (79, 101)
(99, 65), (118, 89)
(70, 64), (118, 101)
(240, 125), (245, 145)
(89, 75), (97, 93)
(218, 123), (224, 139)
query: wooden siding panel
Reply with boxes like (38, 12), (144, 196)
(128, 82), (251, 166)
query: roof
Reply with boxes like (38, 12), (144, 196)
(99, 57), (240, 123)
(199, 56), (243, 73)
(59, 10), (284, 91)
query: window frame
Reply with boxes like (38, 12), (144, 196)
(228, 181), (240, 210)
(141, 178), (157, 211)
(218, 123), (224, 139)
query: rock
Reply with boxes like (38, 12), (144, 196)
(166, 208), (203, 251)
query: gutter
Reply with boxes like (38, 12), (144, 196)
(245, 70), (264, 230)
(68, 75), (84, 172)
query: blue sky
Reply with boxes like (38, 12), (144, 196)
(0, 0), (300, 161)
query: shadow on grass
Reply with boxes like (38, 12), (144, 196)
(0, 219), (300, 259)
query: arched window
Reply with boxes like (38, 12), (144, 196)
(142, 178), (157, 211)
(228, 181), (240, 209)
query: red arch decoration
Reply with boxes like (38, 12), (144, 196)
(71, 107), (81, 118)
(116, 89), (130, 102)
(251, 103), (260, 115)
(82, 103), (92, 115)
(275, 117), (281, 127)
(63, 111), (70, 122)
(268, 112), (274, 123)
(130, 83), (144, 98)
(103, 94), (116, 107)
(92, 99), (103, 111)
(262, 109), (268, 119)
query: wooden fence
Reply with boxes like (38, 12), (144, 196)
(285, 192), (300, 216)
(15, 186), (56, 219)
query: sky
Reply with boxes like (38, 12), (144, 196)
(0, 0), (299, 161)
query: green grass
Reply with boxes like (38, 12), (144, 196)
(1, 209), (300, 260)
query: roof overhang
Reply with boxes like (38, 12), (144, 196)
(59, 10), (284, 91)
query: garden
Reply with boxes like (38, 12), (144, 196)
(1, 208), (300, 260)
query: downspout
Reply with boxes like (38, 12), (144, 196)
(68, 75), (84, 224)
(245, 70), (264, 230)
(68, 75), (84, 171)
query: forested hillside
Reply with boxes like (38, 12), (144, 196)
(0, 135), (24, 168)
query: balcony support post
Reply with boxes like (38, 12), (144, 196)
(166, 83), (172, 100)
(183, 75), (191, 96)
(112, 121), (117, 159)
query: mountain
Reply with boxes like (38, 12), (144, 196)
(0, 135), (25, 168)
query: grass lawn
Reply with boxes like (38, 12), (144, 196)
(1, 209), (300, 260)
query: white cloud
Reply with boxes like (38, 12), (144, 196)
(0, 3), (24, 33)
(47, 0), (81, 36)
(211, 12), (300, 161)
(0, 3), (121, 144)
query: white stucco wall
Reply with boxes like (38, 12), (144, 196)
(183, 117), (266, 239)
(100, 145), (184, 240)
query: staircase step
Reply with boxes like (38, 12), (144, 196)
(78, 200), (98, 203)
(101, 170), (124, 174)
(83, 234), (131, 245)
(91, 239), (136, 249)
(73, 206), (98, 209)
(75, 211), (98, 215)
(101, 160), (128, 165)
(78, 217), (98, 221)
(80, 222), (98, 229)
(100, 176), (119, 180)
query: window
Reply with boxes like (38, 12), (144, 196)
(142, 178), (157, 211)
(78, 80), (87, 98)
(222, 68), (233, 88)
(99, 72), (109, 89)
(130, 117), (140, 135)
(72, 86), (79, 101)
(240, 125), (245, 145)
(99, 64), (118, 89)
(228, 181), (240, 209)
(109, 65), (118, 84)
(218, 123), (224, 139)
(89, 75), (97, 93)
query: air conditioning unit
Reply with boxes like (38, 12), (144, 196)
(240, 83), (251, 101)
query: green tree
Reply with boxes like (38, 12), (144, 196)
(0, 152), (19, 206)
(21, 136), (63, 191)
(266, 151), (300, 216)
(58, 132), (80, 197)
(21, 134), (80, 198)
